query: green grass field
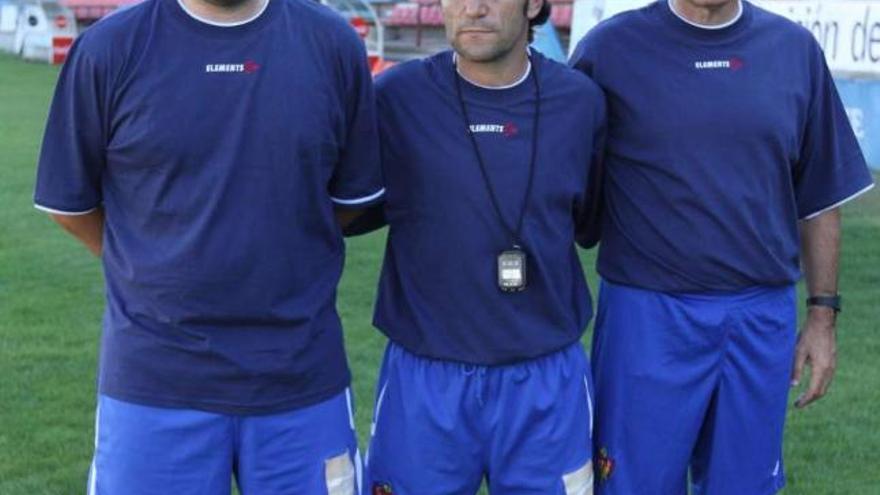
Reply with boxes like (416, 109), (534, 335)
(1, 53), (878, 494)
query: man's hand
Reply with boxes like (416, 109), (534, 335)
(791, 307), (837, 408)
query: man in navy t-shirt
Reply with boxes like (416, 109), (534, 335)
(570, 0), (874, 493)
(361, 0), (605, 493)
(33, 0), (383, 492)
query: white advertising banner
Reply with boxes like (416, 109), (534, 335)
(571, 0), (880, 76)
(755, 0), (880, 76)
(570, 0), (646, 54)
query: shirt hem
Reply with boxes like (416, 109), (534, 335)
(598, 275), (797, 297)
(98, 378), (351, 416)
(375, 325), (587, 367)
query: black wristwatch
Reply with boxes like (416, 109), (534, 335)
(806, 295), (842, 313)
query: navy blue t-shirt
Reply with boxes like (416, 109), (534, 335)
(373, 51), (606, 365)
(34, 0), (383, 414)
(570, 1), (874, 293)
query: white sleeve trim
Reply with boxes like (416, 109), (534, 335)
(800, 182), (875, 220)
(34, 203), (98, 216)
(330, 187), (385, 206)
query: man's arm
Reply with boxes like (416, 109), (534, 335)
(48, 208), (105, 257)
(335, 205), (387, 237)
(792, 207), (840, 408)
(335, 208), (362, 232)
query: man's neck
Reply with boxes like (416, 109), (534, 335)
(179, 0), (267, 25)
(455, 41), (530, 89)
(670, 0), (741, 27)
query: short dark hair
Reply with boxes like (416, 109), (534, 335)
(527, 0), (551, 42)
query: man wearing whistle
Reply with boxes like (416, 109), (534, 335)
(360, 0), (605, 492)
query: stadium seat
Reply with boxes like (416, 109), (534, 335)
(387, 3), (418, 26)
(61, 0), (139, 22)
(386, 1), (444, 27)
(420, 5), (442, 26)
(550, 3), (571, 29)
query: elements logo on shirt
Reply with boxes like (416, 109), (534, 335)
(694, 57), (744, 71)
(205, 60), (261, 74)
(468, 122), (519, 138)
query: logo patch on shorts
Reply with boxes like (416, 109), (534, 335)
(597, 448), (615, 483)
(562, 460), (594, 495)
(372, 482), (393, 495)
(324, 452), (355, 495)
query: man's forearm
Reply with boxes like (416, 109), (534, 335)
(50, 208), (105, 257)
(335, 207), (363, 231)
(800, 208), (841, 302)
(336, 205), (387, 237)
(792, 207), (840, 407)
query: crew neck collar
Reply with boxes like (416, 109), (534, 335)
(167, 0), (277, 37)
(452, 49), (533, 91)
(667, 0), (742, 30)
(658, 0), (751, 42)
(177, 0), (269, 26)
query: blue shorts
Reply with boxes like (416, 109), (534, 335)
(591, 281), (797, 495)
(365, 342), (595, 495)
(87, 389), (361, 495)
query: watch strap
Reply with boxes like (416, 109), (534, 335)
(806, 295), (842, 313)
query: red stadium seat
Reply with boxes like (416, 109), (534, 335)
(420, 5), (442, 26)
(61, 0), (140, 22)
(550, 3), (571, 29)
(388, 3), (418, 26)
(386, 2), (443, 28)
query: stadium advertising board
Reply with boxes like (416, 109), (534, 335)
(573, 0), (880, 76)
(756, 0), (880, 76)
(836, 79), (880, 168)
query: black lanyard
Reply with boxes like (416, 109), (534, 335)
(452, 54), (541, 250)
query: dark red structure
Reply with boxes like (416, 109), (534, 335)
(60, 0), (141, 24)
